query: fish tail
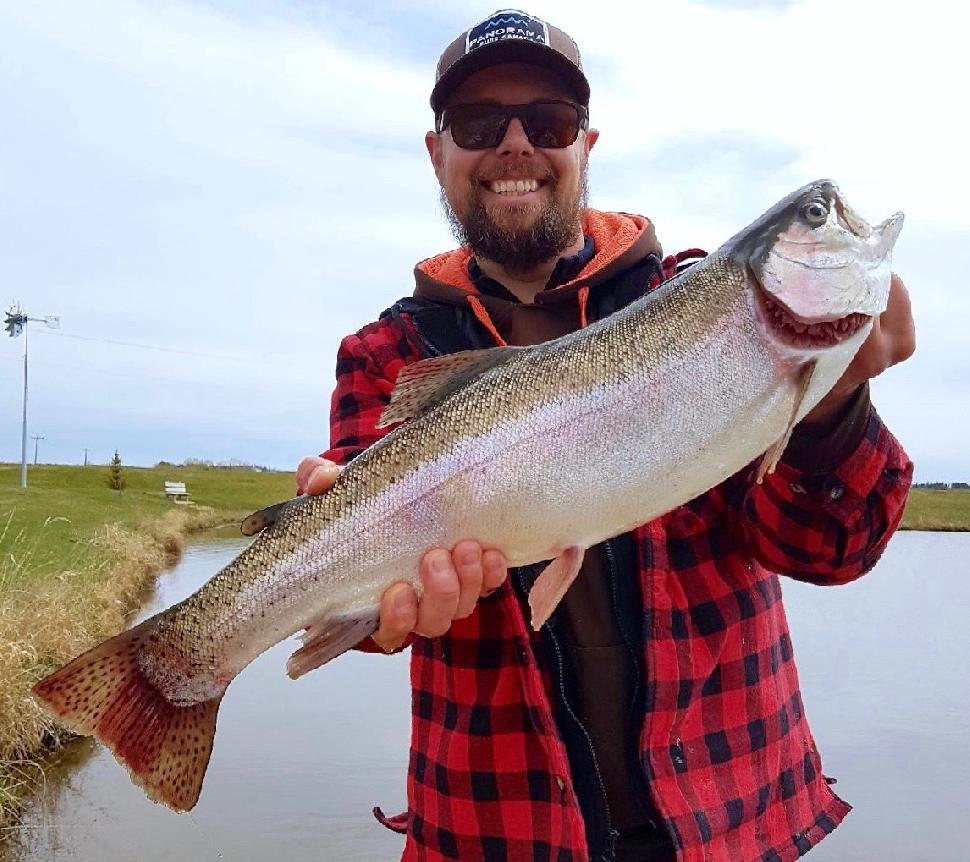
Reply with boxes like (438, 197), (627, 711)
(32, 619), (222, 812)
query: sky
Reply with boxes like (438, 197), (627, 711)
(0, 0), (966, 481)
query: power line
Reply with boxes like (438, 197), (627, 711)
(34, 328), (256, 363)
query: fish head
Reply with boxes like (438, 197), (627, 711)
(728, 179), (904, 354)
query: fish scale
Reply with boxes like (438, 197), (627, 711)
(33, 179), (903, 811)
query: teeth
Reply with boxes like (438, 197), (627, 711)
(489, 179), (540, 195)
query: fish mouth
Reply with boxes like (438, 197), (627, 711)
(757, 288), (870, 349)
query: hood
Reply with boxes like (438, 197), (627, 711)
(410, 210), (662, 347)
(414, 210), (661, 305)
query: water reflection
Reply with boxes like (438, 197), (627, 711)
(13, 538), (410, 862)
(11, 532), (970, 861)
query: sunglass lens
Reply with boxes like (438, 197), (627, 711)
(449, 106), (508, 149)
(523, 102), (582, 148)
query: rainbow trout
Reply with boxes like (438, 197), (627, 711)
(34, 180), (903, 811)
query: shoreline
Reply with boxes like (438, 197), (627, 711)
(0, 506), (238, 842)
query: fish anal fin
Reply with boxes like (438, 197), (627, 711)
(32, 619), (223, 812)
(528, 546), (585, 631)
(287, 608), (380, 679)
(757, 359), (818, 483)
(377, 346), (516, 428)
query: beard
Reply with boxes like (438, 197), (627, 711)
(440, 164), (589, 276)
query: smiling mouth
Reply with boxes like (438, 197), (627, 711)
(481, 178), (547, 196)
(759, 291), (870, 348)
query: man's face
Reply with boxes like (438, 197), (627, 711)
(426, 62), (599, 273)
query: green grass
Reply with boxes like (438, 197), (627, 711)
(0, 462), (295, 836)
(900, 488), (970, 531)
(0, 463), (295, 583)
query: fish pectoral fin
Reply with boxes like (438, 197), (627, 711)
(756, 359), (818, 483)
(32, 619), (223, 812)
(240, 500), (288, 536)
(377, 345), (520, 428)
(287, 608), (381, 680)
(528, 546), (585, 631)
(240, 496), (310, 537)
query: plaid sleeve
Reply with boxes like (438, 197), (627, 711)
(321, 316), (422, 654)
(726, 407), (913, 585)
(321, 319), (417, 466)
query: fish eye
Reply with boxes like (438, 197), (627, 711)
(802, 200), (828, 227)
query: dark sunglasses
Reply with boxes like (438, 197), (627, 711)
(436, 100), (589, 150)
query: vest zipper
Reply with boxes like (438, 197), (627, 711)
(515, 565), (618, 862)
(547, 623), (619, 862)
(604, 539), (661, 836)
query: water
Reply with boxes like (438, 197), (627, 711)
(11, 532), (970, 861)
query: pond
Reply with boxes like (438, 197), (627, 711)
(11, 531), (970, 861)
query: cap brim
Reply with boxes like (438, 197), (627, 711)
(430, 40), (590, 113)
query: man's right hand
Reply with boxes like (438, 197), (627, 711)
(297, 456), (509, 652)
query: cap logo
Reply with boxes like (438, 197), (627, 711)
(465, 10), (550, 54)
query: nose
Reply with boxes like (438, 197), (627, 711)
(497, 117), (534, 156)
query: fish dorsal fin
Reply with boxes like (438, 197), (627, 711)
(377, 346), (518, 428)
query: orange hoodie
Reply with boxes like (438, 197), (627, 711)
(412, 210), (663, 347)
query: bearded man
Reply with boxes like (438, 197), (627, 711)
(298, 10), (915, 861)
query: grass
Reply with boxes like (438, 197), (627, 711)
(0, 464), (294, 584)
(899, 488), (970, 531)
(0, 462), (294, 839)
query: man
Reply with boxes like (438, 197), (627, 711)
(298, 10), (915, 861)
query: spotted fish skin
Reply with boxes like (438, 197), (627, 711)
(33, 180), (903, 811)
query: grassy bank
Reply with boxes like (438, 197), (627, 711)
(900, 488), (970, 531)
(0, 463), (294, 837)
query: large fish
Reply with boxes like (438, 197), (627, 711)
(34, 180), (903, 811)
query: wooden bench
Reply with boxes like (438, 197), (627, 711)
(164, 481), (190, 503)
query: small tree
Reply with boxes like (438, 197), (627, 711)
(107, 449), (126, 491)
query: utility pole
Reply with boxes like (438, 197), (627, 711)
(83, 447), (90, 467)
(31, 435), (44, 464)
(5, 304), (60, 489)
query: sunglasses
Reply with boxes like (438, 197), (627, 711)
(436, 100), (589, 150)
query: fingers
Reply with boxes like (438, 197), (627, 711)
(415, 549), (462, 637)
(481, 549), (508, 596)
(882, 273), (916, 366)
(452, 540), (484, 619)
(296, 456), (342, 495)
(831, 272), (916, 395)
(372, 543), (508, 650)
(373, 582), (418, 653)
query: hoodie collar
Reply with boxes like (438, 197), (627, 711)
(414, 210), (662, 303)
(468, 235), (596, 303)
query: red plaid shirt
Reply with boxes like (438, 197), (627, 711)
(322, 251), (912, 862)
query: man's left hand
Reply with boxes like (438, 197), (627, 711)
(802, 272), (915, 426)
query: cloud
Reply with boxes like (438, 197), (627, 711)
(0, 0), (963, 480)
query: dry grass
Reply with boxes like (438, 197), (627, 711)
(0, 507), (222, 835)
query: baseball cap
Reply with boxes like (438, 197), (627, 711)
(431, 9), (590, 114)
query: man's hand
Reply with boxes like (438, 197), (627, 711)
(296, 456), (509, 652)
(802, 272), (916, 426)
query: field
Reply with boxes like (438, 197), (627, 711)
(900, 488), (970, 531)
(0, 462), (294, 837)
(0, 463), (294, 583)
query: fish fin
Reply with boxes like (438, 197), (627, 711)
(756, 360), (818, 483)
(241, 499), (292, 536)
(528, 546), (585, 631)
(377, 346), (518, 428)
(32, 619), (223, 812)
(287, 608), (380, 679)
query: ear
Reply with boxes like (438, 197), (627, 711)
(426, 131), (444, 182)
(584, 128), (600, 156)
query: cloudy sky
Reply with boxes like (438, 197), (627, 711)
(0, 0), (965, 480)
